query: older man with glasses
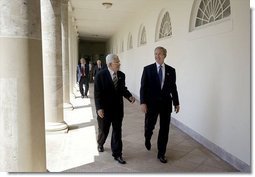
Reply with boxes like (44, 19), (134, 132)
(94, 54), (135, 164)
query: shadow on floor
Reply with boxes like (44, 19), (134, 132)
(46, 84), (239, 173)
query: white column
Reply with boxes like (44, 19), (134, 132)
(0, 0), (47, 172)
(62, 0), (71, 108)
(68, 13), (74, 100)
(74, 31), (79, 90)
(41, 0), (68, 133)
(68, 16), (79, 96)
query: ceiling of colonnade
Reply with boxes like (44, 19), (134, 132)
(69, 0), (148, 41)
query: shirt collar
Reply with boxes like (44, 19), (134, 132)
(156, 62), (164, 68)
(108, 67), (115, 75)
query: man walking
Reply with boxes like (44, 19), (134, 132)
(140, 46), (180, 163)
(94, 54), (135, 164)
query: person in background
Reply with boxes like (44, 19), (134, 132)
(84, 58), (91, 97)
(93, 59), (106, 80)
(140, 46), (180, 163)
(76, 57), (90, 98)
(94, 54), (135, 164)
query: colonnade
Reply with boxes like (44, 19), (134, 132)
(0, 0), (78, 172)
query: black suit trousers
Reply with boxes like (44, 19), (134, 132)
(79, 76), (86, 96)
(97, 115), (123, 158)
(145, 104), (171, 157)
(79, 76), (89, 96)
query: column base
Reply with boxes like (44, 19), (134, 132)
(45, 122), (68, 134)
(63, 102), (73, 109)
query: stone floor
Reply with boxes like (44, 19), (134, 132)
(45, 83), (239, 173)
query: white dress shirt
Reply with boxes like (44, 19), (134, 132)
(108, 67), (116, 80)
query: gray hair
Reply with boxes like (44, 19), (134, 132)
(106, 54), (118, 66)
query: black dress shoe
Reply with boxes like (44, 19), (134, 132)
(98, 145), (104, 152)
(145, 139), (151, 150)
(114, 156), (126, 164)
(158, 156), (167, 163)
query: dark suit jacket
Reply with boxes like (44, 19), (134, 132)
(93, 64), (106, 77)
(140, 63), (179, 113)
(77, 63), (90, 82)
(94, 69), (132, 119)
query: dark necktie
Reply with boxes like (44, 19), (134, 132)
(158, 65), (162, 85)
(113, 73), (118, 88)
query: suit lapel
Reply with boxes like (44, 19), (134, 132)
(165, 65), (172, 79)
(162, 65), (172, 90)
(105, 70), (115, 88)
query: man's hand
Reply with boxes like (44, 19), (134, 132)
(97, 109), (104, 118)
(141, 104), (147, 114)
(174, 105), (180, 113)
(129, 96), (135, 103)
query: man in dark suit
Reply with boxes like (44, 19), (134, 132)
(93, 59), (106, 80)
(94, 54), (135, 164)
(140, 46), (180, 163)
(77, 58), (90, 98)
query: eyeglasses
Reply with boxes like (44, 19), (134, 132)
(112, 61), (120, 65)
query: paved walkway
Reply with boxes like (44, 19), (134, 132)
(45, 84), (238, 173)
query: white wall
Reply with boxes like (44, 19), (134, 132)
(107, 0), (250, 166)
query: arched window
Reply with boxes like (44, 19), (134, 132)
(138, 25), (147, 47)
(189, 0), (231, 31)
(127, 33), (133, 50)
(155, 9), (172, 42)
